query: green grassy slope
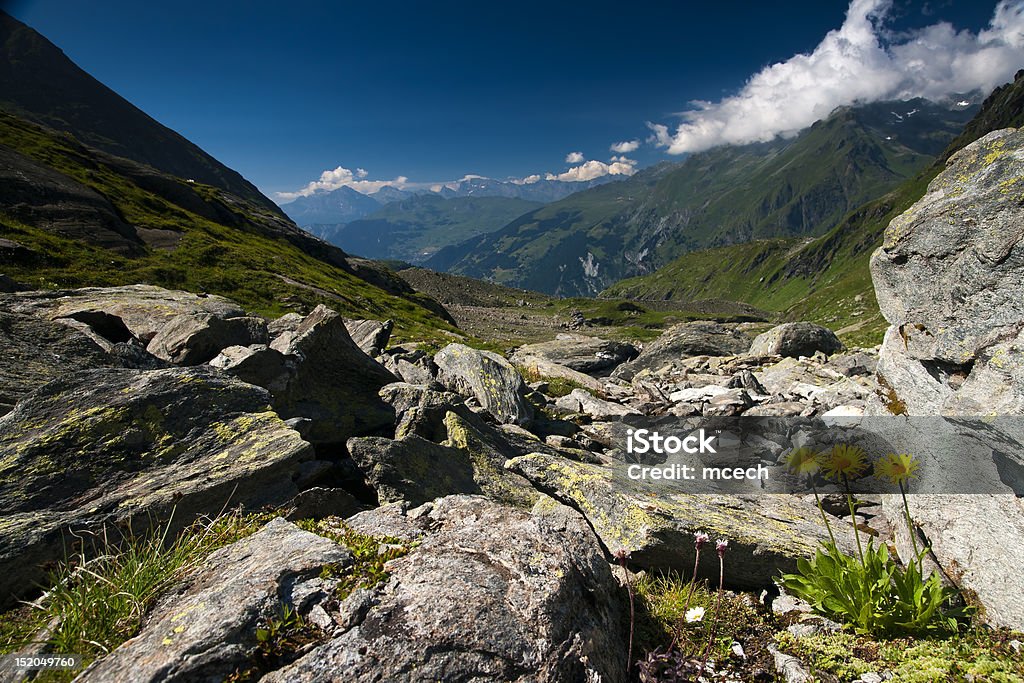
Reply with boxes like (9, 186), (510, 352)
(603, 71), (1024, 347)
(433, 100), (975, 296)
(0, 111), (460, 343)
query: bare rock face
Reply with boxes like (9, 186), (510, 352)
(268, 305), (397, 443)
(1, 285), (245, 343)
(267, 496), (627, 683)
(871, 128), (1024, 415)
(506, 453), (856, 590)
(77, 519), (351, 683)
(0, 367), (312, 607)
(869, 128), (1024, 630)
(434, 343), (533, 425)
(0, 309), (115, 415)
(511, 333), (639, 374)
(343, 317), (393, 357)
(748, 322), (844, 359)
(146, 313), (268, 365)
(612, 322), (751, 381)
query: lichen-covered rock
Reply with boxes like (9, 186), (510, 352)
(511, 333), (638, 374)
(612, 322), (751, 381)
(871, 128), (1024, 414)
(269, 304), (397, 444)
(506, 453), (855, 589)
(434, 343), (533, 425)
(748, 322), (844, 359)
(0, 309), (115, 415)
(76, 518), (350, 683)
(513, 354), (605, 394)
(440, 411), (540, 507)
(0, 367), (312, 607)
(146, 313), (268, 365)
(263, 496), (627, 683)
(343, 318), (393, 357)
(346, 434), (480, 505)
(869, 128), (1024, 630)
(1, 284), (245, 342)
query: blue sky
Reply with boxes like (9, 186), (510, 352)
(5, 1), (1019, 201)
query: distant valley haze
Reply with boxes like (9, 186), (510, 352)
(6, 0), (1022, 206)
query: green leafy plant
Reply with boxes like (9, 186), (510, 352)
(778, 446), (970, 637)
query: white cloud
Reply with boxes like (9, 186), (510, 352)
(654, 0), (1024, 154)
(275, 165), (414, 201)
(565, 151), (586, 163)
(610, 140), (640, 153)
(547, 157), (638, 182)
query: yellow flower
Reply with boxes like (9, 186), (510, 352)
(821, 444), (868, 480)
(782, 447), (821, 476)
(875, 453), (920, 485)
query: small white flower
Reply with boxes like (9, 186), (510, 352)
(685, 606), (706, 623)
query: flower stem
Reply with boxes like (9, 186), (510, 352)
(811, 479), (838, 549)
(899, 480), (922, 572)
(618, 553), (635, 675)
(697, 553), (725, 679)
(671, 547), (702, 651)
(843, 474), (865, 566)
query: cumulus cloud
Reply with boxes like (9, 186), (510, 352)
(275, 165), (413, 201)
(546, 157), (638, 182)
(565, 151), (586, 163)
(610, 140), (640, 153)
(653, 0), (1024, 154)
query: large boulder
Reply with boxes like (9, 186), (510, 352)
(513, 354), (606, 394)
(748, 322), (844, 359)
(612, 322), (751, 381)
(511, 333), (638, 374)
(0, 367), (313, 607)
(1, 285), (245, 343)
(434, 343), (533, 425)
(77, 519), (351, 683)
(0, 309), (115, 415)
(506, 453), (856, 590)
(146, 313), (268, 365)
(265, 496), (627, 683)
(268, 305), (397, 443)
(343, 318), (393, 357)
(346, 434), (480, 505)
(869, 128), (1024, 629)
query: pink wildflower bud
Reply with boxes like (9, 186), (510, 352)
(716, 539), (728, 557)
(694, 531), (710, 550)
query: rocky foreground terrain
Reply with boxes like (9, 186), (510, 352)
(1, 130), (1023, 681)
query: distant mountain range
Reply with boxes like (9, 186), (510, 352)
(428, 97), (979, 296)
(306, 194), (542, 264)
(279, 174), (621, 227)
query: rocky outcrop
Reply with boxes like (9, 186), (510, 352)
(434, 343), (533, 425)
(514, 354), (606, 393)
(2, 285), (245, 343)
(344, 318), (393, 357)
(77, 519), (351, 682)
(612, 322), (751, 381)
(0, 309), (115, 415)
(871, 129), (1024, 414)
(0, 367), (312, 607)
(748, 322), (844, 358)
(511, 333), (638, 374)
(870, 128), (1024, 630)
(268, 305), (397, 443)
(346, 434), (480, 505)
(147, 313), (268, 365)
(506, 453), (856, 589)
(268, 496), (627, 683)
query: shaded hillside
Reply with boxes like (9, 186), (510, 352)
(0, 110), (457, 341)
(0, 11), (280, 215)
(316, 195), (543, 263)
(433, 99), (976, 295)
(604, 72), (1024, 347)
